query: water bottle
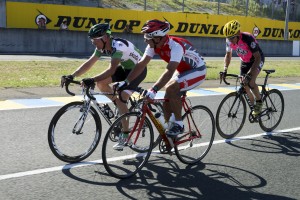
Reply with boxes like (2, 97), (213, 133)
(102, 104), (114, 119)
(155, 113), (168, 130)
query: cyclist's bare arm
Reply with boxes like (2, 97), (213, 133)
(72, 54), (99, 77)
(224, 51), (232, 71)
(153, 61), (178, 90)
(93, 58), (121, 82)
(127, 54), (151, 83)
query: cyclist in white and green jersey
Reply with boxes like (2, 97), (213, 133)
(61, 23), (147, 131)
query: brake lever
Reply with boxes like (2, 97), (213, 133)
(86, 83), (96, 100)
(65, 81), (75, 96)
(219, 72), (223, 84)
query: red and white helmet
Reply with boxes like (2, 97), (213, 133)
(141, 19), (170, 39)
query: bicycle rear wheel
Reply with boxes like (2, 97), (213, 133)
(259, 89), (284, 132)
(102, 112), (154, 179)
(216, 92), (247, 139)
(175, 105), (215, 164)
(48, 101), (102, 163)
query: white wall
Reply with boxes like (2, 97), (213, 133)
(293, 41), (300, 56)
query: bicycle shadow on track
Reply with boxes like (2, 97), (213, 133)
(114, 158), (293, 200)
(225, 132), (300, 156)
(61, 156), (294, 200)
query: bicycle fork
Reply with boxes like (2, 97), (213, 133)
(228, 91), (246, 118)
(72, 101), (91, 135)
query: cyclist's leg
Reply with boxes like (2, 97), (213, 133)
(164, 78), (181, 122)
(240, 62), (255, 105)
(166, 66), (206, 136)
(96, 76), (115, 97)
(116, 67), (147, 128)
(112, 67), (147, 150)
(243, 58), (264, 116)
(249, 66), (262, 116)
(249, 59), (264, 102)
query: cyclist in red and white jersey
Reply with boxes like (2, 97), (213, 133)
(116, 19), (206, 137)
(223, 19), (265, 117)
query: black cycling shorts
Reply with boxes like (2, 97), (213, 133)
(111, 66), (147, 91)
(240, 56), (265, 75)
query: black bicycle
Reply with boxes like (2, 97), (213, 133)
(216, 69), (284, 139)
(48, 79), (162, 163)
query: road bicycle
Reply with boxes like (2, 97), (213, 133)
(102, 90), (215, 179)
(48, 80), (163, 163)
(216, 69), (284, 139)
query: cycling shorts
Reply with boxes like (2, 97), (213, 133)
(173, 65), (206, 92)
(240, 57), (265, 75)
(112, 66), (147, 91)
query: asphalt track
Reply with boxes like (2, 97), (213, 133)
(1, 82), (300, 110)
(0, 55), (299, 199)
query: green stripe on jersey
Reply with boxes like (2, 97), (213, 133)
(121, 59), (135, 70)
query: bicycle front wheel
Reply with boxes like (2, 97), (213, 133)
(129, 100), (163, 150)
(175, 105), (215, 164)
(48, 101), (102, 163)
(216, 92), (247, 139)
(102, 112), (154, 179)
(259, 89), (284, 132)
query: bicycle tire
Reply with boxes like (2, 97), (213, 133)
(129, 99), (163, 149)
(216, 92), (247, 139)
(48, 101), (102, 163)
(259, 89), (284, 132)
(102, 112), (154, 179)
(175, 105), (215, 164)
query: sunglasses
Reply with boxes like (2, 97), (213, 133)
(91, 36), (104, 42)
(144, 34), (153, 40)
(227, 35), (236, 41)
(144, 35), (161, 41)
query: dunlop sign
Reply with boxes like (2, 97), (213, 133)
(6, 2), (300, 40)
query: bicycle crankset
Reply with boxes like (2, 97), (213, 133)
(249, 113), (259, 123)
(158, 139), (174, 154)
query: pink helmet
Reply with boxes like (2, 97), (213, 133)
(141, 19), (170, 39)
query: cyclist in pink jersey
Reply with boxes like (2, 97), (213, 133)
(115, 19), (206, 137)
(223, 20), (265, 117)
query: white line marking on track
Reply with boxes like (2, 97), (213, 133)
(1, 127), (299, 181)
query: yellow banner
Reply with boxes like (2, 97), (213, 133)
(7, 2), (300, 40)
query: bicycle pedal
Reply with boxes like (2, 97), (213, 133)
(114, 149), (123, 152)
(168, 151), (174, 156)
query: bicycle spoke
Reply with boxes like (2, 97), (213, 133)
(216, 92), (246, 139)
(102, 112), (153, 179)
(175, 105), (215, 164)
(48, 102), (101, 163)
(259, 89), (284, 132)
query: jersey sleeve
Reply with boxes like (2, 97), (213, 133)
(244, 35), (259, 53)
(93, 49), (102, 57)
(169, 40), (184, 63)
(225, 39), (232, 52)
(144, 45), (155, 58)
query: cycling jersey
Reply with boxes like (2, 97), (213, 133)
(144, 35), (206, 73)
(93, 37), (143, 70)
(226, 32), (264, 63)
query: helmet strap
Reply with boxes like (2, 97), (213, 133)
(152, 37), (162, 45)
(101, 38), (106, 49)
